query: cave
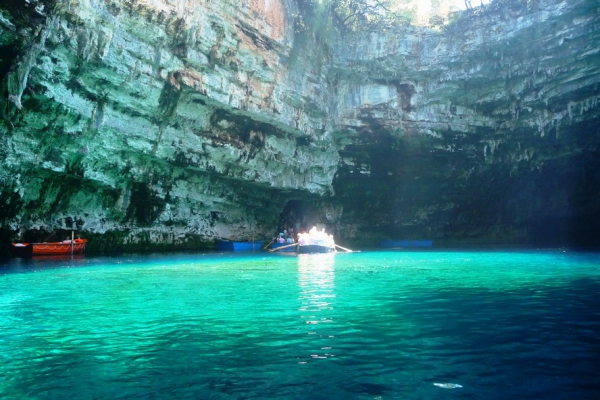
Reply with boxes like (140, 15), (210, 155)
(1, 0), (599, 253)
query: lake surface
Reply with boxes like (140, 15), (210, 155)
(1, 249), (599, 399)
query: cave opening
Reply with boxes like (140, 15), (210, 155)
(277, 199), (310, 237)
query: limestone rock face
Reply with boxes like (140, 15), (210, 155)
(1, 0), (337, 250)
(330, 0), (600, 246)
(1, 0), (599, 251)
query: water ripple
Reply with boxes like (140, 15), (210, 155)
(1, 250), (599, 398)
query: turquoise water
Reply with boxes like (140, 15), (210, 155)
(1, 250), (599, 399)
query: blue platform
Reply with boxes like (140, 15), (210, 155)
(217, 241), (264, 251)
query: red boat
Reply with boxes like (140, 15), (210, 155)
(10, 239), (87, 256)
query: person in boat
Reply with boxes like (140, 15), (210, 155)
(297, 232), (306, 246)
(327, 234), (335, 248)
(277, 233), (285, 243)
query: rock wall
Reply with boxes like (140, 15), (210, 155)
(330, 0), (600, 246)
(0, 0), (337, 251)
(1, 0), (599, 252)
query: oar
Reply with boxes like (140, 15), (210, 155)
(263, 239), (274, 249)
(269, 243), (298, 252)
(335, 244), (355, 252)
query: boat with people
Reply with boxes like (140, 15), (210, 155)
(297, 227), (336, 254)
(9, 239), (87, 256)
(268, 226), (354, 254)
(264, 229), (297, 252)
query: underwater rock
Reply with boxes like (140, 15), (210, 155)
(433, 383), (463, 389)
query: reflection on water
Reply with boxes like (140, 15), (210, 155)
(298, 253), (336, 314)
(1, 254), (87, 273)
(297, 253), (336, 363)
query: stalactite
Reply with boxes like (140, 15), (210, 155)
(2, 14), (59, 127)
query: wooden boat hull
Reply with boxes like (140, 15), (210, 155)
(217, 241), (264, 251)
(33, 241), (87, 255)
(10, 239), (87, 256)
(297, 244), (335, 254)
